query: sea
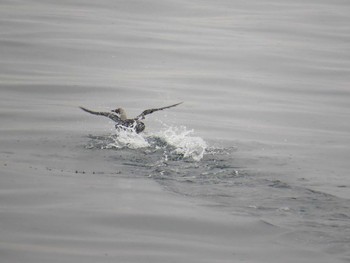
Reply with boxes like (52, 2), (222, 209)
(1, 0), (349, 261)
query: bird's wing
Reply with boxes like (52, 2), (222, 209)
(135, 102), (183, 120)
(79, 106), (120, 122)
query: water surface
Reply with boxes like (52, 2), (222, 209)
(1, 0), (349, 262)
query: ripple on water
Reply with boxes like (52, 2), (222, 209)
(84, 126), (350, 256)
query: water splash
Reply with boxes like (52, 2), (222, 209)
(106, 127), (150, 149)
(102, 124), (207, 161)
(153, 125), (207, 162)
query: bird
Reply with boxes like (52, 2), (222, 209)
(79, 102), (182, 133)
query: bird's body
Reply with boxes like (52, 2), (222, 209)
(115, 119), (146, 133)
(80, 102), (182, 133)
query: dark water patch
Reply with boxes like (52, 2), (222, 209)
(82, 131), (350, 256)
(268, 180), (291, 189)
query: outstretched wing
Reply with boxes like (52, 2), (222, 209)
(135, 102), (183, 120)
(79, 106), (120, 122)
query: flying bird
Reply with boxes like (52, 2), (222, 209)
(80, 102), (182, 133)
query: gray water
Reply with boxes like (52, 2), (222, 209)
(1, 0), (350, 261)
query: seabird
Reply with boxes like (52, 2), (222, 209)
(80, 102), (182, 133)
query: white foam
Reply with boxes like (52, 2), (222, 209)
(106, 124), (207, 161)
(152, 125), (207, 162)
(106, 127), (150, 149)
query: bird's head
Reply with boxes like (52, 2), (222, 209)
(111, 108), (122, 114)
(111, 108), (127, 120)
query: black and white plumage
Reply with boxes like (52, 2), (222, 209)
(80, 102), (182, 133)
